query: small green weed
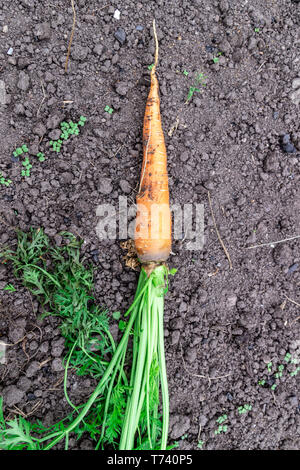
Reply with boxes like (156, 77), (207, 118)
(186, 71), (207, 103)
(237, 404), (252, 415)
(0, 173), (12, 186)
(104, 106), (114, 114)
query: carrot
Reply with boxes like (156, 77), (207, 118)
(135, 20), (172, 264)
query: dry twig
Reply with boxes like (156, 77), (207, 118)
(207, 191), (233, 270)
(65, 0), (77, 73)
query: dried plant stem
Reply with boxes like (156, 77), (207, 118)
(208, 191), (233, 270)
(65, 0), (76, 73)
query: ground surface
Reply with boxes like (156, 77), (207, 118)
(0, 0), (300, 451)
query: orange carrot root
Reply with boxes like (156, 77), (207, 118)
(134, 20), (172, 263)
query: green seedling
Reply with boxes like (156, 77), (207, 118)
(215, 425), (227, 435)
(197, 440), (204, 449)
(290, 367), (300, 377)
(271, 384), (277, 391)
(258, 379), (265, 386)
(267, 362), (272, 373)
(148, 63), (154, 70)
(0, 173), (12, 186)
(183, 69), (189, 76)
(284, 353), (292, 362)
(78, 116), (87, 126)
(4, 284), (16, 292)
(216, 414), (227, 424)
(238, 404), (252, 415)
(36, 152), (45, 162)
(275, 364), (284, 379)
(22, 145), (28, 153)
(186, 71), (207, 103)
(105, 105), (114, 114)
(254, 27), (260, 32)
(21, 156), (32, 177)
(212, 52), (222, 63)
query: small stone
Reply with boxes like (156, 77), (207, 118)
(119, 179), (131, 194)
(99, 178), (113, 195)
(7, 47), (13, 56)
(17, 71), (30, 91)
(292, 77), (300, 89)
(264, 153), (279, 172)
(227, 294), (237, 308)
(25, 361), (40, 378)
(232, 48), (243, 63)
(170, 415), (191, 440)
(33, 122), (46, 136)
(290, 87), (300, 105)
(60, 172), (74, 184)
(17, 376), (31, 392)
(114, 28), (126, 45)
(185, 347), (197, 364)
(52, 358), (64, 372)
(170, 317), (184, 330)
(51, 338), (65, 357)
(48, 129), (61, 140)
(71, 44), (89, 61)
(113, 9), (120, 20)
(115, 81), (129, 96)
(180, 151), (189, 162)
(288, 263), (299, 274)
(93, 44), (103, 56)
(3, 25), (8, 33)
(3, 385), (25, 406)
(34, 22), (51, 40)
(136, 25), (144, 31)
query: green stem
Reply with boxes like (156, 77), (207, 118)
(43, 276), (151, 450)
(157, 294), (169, 450)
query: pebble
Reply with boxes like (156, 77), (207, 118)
(71, 44), (89, 61)
(25, 361), (40, 378)
(7, 47), (13, 56)
(99, 177), (113, 195)
(2, 25), (8, 33)
(290, 87), (300, 105)
(170, 415), (191, 440)
(48, 129), (61, 140)
(288, 263), (299, 274)
(17, 71), (30, 91)
(33, 122), (46, 137)
(17, 376), (31, 392)
(34, 22), (51, 40)
(119, 179), (131, 194)
(114, 28), (126, 45)
(113, 9), (120, 20)
(52, 358), (64, 372)
(264, 153), (279, 172)
(3, 385), (25, 406)
(93, 44), (103, 56)
(115, 81), (129, 96)
(281, 134), (297, 153)
(136, 25), (144, 31)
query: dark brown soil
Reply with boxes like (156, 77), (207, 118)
(0, 0), (300, 450)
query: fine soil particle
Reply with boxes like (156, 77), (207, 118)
(0, 0), (300, 450)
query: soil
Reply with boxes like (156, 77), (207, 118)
(0, 0), (300, 451)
